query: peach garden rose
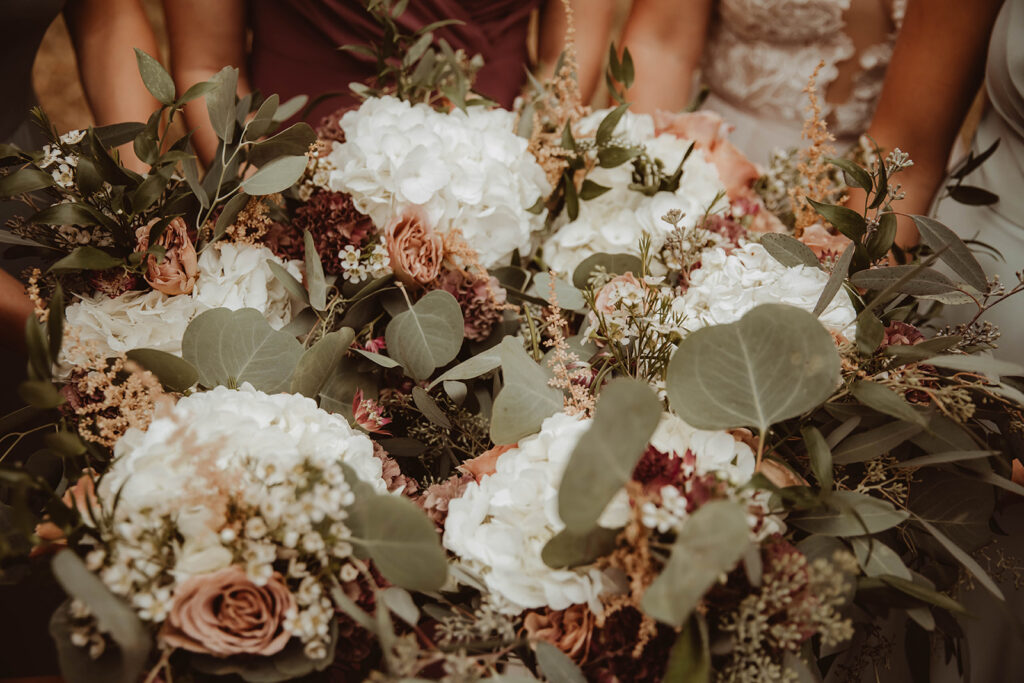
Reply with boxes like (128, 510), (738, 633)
(135, 216), (199, 296)
(384, 210), (444, 287)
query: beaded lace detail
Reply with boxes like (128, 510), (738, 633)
(703, 0), (906, 139)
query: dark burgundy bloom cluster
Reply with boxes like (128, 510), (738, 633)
(274, 191), (374, 275)
(580, 606), (676, 683)
(434, 270), (508, 342)
(881, 320), (926, 349)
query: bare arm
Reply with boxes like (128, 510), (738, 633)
(0, 270), (35, 353)
(537, 0), (617, 104)
(858, 0), (1002, 247)
(64, 0), (162, 172)
(620, 0), (712, 112)
(162, 0), (250, 166)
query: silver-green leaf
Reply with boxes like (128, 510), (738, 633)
(385, 290), (464, 380)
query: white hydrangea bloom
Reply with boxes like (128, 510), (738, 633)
(324, 96), (550, 267)
(542, 110), (728, 275)
(673, 242), (856, 335)
(99, 384), (387, 579)
(649, 412), (757, 485)
(65, 243), (303, 358)
(443, 412), (629, 614)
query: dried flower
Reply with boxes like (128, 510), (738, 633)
(434, 270), (507, 342)
(353, 389), (392, 435)
(286, 191), (374, 274)
(135, 217), (198, 296)
(385, 211), (444, 287)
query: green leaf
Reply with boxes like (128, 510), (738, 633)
(560, 121), (576, 152)
(563, 171), (579, 221)
(850, 536), (912, 580)
(909, 471), (993, 551)
(642, 500), (750, 626)
(32, 202), (103, 228)
(530, 271), (585, 311)
(490, 337), (563, 444)
(807, 199), (867, 241)
(571, 252), (644, 289)
(182, 307), (304, 393)
(267, 260), (309, 306)
(579, 179), (612, 200)
(47, 285), (64, 362)
(541, 526), (619, 569)
(596, 103), (630, 146)
(597, 144), (639, 168)
(911, 215), (988, 293)
(240, 155), (308, 195)
(559, 379), (661, 532)
(427, 350), (501, 389)
(665, 304), (840, 434)
(899, 449), (996, 469)
(346, 489), (447, 592)
(788, 490), (908, 536)
(663, 615), (710, 683)
(812, 243), (853, 316)
(914, 514), (1002, 599)
(412, 386), (451, 429)
(243, 94), (280, 142)
(291, 328), (355, 399)
(535, 640), (587, 683)
(761, 233), (820, 269)
(125, 348), (198, 392)
(49, 246), (122, 273)
(93, 122), (146, 148)
(925, 353), (1023, 379)
(850, 380), (929, 427)
(827, 157), (872, 191)
(832, 420), (922, 464)
(272, 94), (309, 123)
(0, 167), (54, 197)
(51, 552), (151, 683)
(949, 185), (998, 206)
(44, 430), (86, 456)
(850, 265), (959, 296)
(866, 212), (898, 260)
(206, 66), (240, 143)
(213, 191), (250, 242)
(855, 310), (884, 355)
(133, 48), (175, 105)
(354, 349), (400, 368)
(303, 230), (327, 311)
(879, 575), (966, 614)
(385, 290), (464, 381)
(247, 123), (317, 168)
(18, 380), (64, 409)
(802, 425), (832, 489)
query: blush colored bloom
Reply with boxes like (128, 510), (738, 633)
(800, 223), (851, 259)
(160, 566), (296, 657)
(135, 217), (198, 296)
(352, 389), (392, 435)
(385, 211), (444, 287)
(288, 191), (374, 275)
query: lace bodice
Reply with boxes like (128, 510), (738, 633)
(703, 0), (906, 140)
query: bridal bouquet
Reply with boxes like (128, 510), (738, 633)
(1, 5), (1022, 682)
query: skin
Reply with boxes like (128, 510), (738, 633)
(161, 0), (250, 167)
(2, 0), (162, 351)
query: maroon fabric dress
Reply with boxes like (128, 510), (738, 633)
(248, 0), (542, 122)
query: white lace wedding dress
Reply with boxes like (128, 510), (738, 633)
(700, 0), (906, 165)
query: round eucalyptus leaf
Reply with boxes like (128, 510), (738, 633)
(666, 304), (841, 433)
(385, 290), (464, 381)
(240, 154), (309, 195)
(182, 308), (303, 393)
(571, 252), (643, 289)
(126, 348), (199, 392)
(290, 328), (355, 400)
(489, 337), (562, 445)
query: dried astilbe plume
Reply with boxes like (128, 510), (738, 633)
(789, 61), (841, 237)
(226, 194), (279, 245)
(61, 331), (165, 449)
(543, 276), (594, 416)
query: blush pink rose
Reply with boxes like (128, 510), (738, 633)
(653, 110), (759, 201)
(160, 566), (295, 657)
(135, 217), (199, 296)
(799, 223), (851, 259)
(385, 211), (444, 287)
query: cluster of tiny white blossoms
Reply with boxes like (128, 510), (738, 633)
(38, 129), (86, 189)
(323, 95), (550, 268)
(673, 241), (857, 336)
(542, 110), (728, 275)
(64, 242), (303, 358)
(640, 414), (785, 540)
(84, 385), (387, 659)
(339, 240), (391, 284)
(443, 412), (630, 614)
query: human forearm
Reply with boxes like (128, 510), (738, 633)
(537, 0), (617, 104)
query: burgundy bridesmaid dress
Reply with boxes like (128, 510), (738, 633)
(248, 0), (543, 122)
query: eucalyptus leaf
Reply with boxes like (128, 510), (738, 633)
(596, 103), (630, 146)
(355, 349), (400, 368)
(807, 199), (867, 241)
(272, 95), (309, 122)
(665, 304), (840, 433)
(385, 290), (464, 381)
(206, 66), (240, 143)
(909, 472), (993, 552)
(535, 641), (587, 683)
(190, 619), (337, 682)
(133, 48), (175, 105)
(558, 378), (661, 532)
(241, 155), (308, 195)
(571, 252), (644, 289)
(51, 552), (151, 683)
(244, 94), (280, 142)
(427, 350), (501, 389)
(925, 354), (1023, 379)
(213, 192), (251, 242)
(827, 157), (872, 191)
(125, 348), (199, 392)
(855, 310), (884, 356)
(530, 271), (585, 311)
(18, 380), (64, 409)
(802, 425), (832, 489)
(182, 307), (303, 393)
(303, 230), (327, 310)
(247, 123), (317, 168)
(49, 246), (122, 273)
(291, 328), (355, 399)
(663, 615), (710, 683)
(33, 203), (102, 228)
(761, 233), (820, 269)
(832, 420), (922, 464)
(899, 450), (997, 469)
(812, 243), (853, 316)
(345, 489), (447, 592)
(643, 500), (749, 626)
(788, 490), (908, 536)
(849, 536), (912, 580)
(490, 337), (562, 445)
(541, 527), (619, 569)
(879, 575), (966, 614)
(914, 515), (1003, 599)
(0, 167), (54, 197)
(412, 386), (451, 429)
(267, 260), (309, 305)
(850, 380), (929, 427)
(850, 265), (959, 296)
